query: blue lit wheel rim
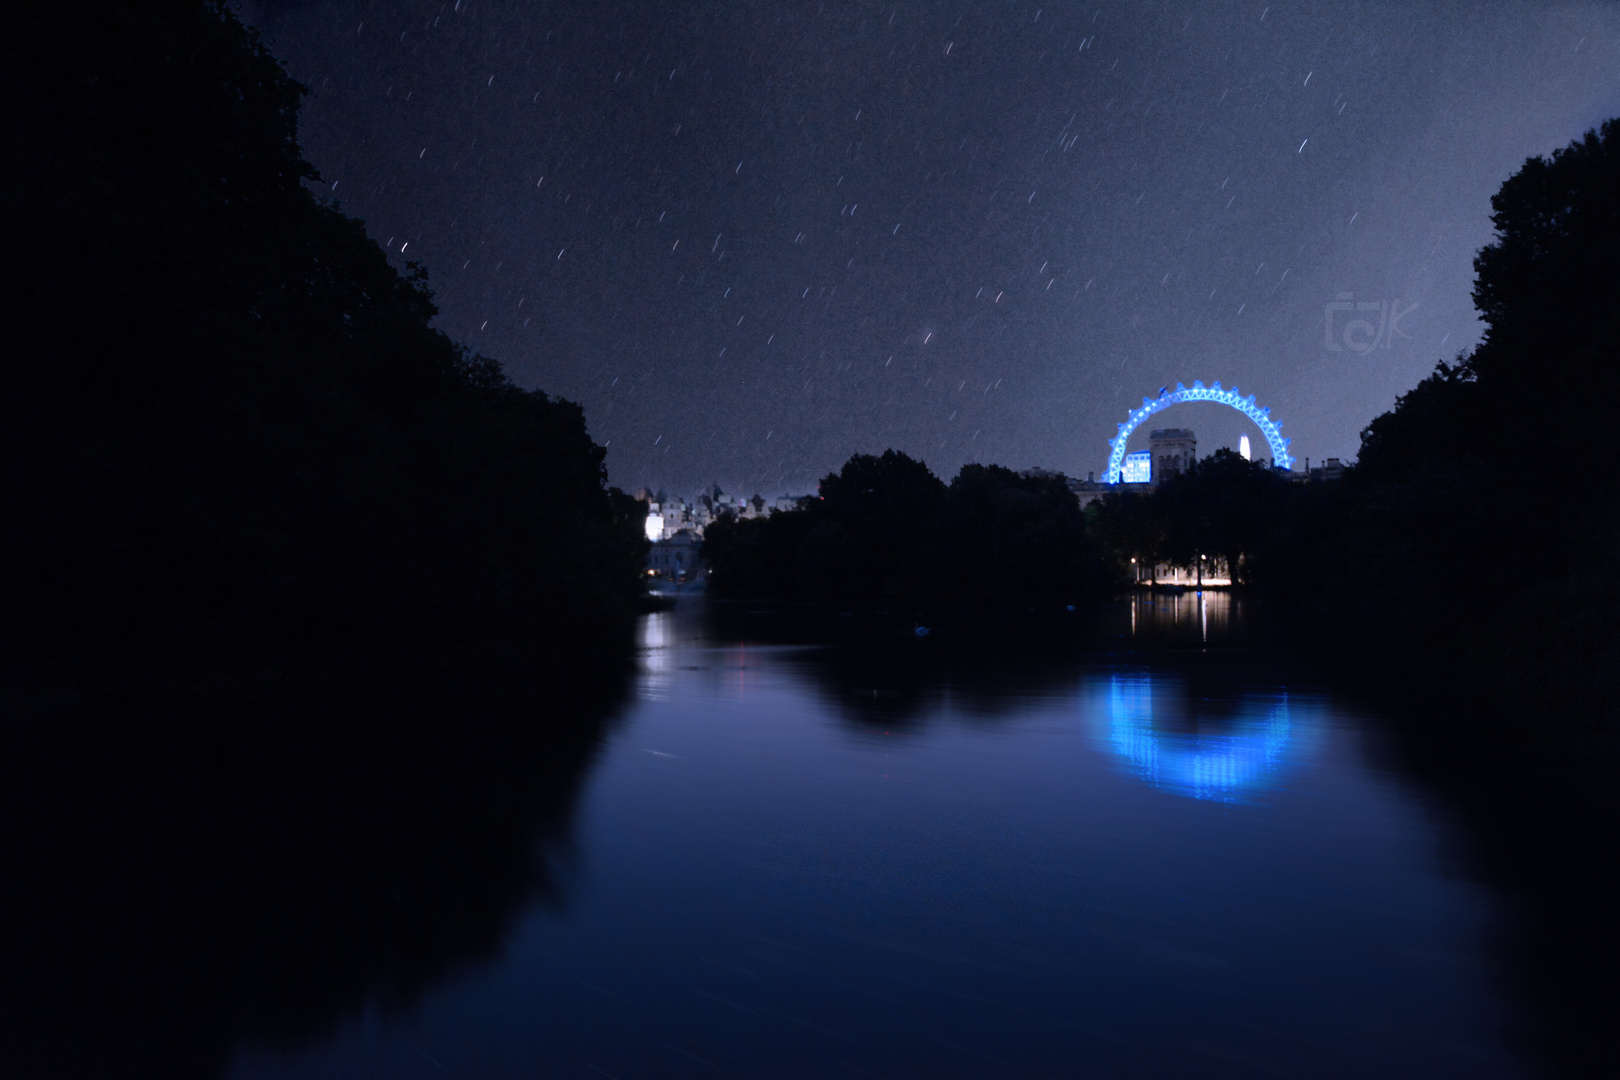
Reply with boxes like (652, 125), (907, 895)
(1105, 381), (1292, 483)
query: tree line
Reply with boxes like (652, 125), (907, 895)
(704, 455), (1105, 624)
(1253, 119), (1620, 710)
(0, 3), (648, 690)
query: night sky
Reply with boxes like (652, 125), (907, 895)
(246, 1), (1619, 496)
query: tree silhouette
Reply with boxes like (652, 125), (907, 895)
(706, 452), (1106, 623)
(0, 3), (646, 688)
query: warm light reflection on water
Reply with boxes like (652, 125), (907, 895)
(1128, 588), (1235, 644)
(637, 610), (673, 694)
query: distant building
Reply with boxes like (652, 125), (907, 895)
(648, 530), (703, 582)
(1148, 428), (1197, 483)
(636, 485), (813, 541)
(1068, 470), (1147, 509)
(1068, 427), (1201, 510)
(1304, 457), (1345, 482)
(1121, 451), (1151, 484)
(1286, 457), (1346, 483)
(1072, 429), (1195, 508)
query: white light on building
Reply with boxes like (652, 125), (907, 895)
(1121, 451), (1151, 483)
(1239, 434), (1251, 461)
(644, 514), (664, 542)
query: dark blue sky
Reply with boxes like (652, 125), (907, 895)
(248, 0), (1619, 495)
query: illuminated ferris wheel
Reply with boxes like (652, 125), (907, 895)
(1104, 381), (1293, 483)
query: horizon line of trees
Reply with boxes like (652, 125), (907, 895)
(703, 452), (1105, 622)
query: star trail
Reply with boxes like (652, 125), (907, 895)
(249, 0), (1620, 494)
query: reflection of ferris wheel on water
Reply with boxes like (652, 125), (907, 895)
(1105, 676), (1294, 803)
(1105, 381), (1293, 483)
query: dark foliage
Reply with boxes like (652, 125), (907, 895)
(1261, 122), (1620, 715)
(0, 652), (634, 1078)
(1359, 121), (1620, 501)
(801, 449), (949, 610)
(705, 451), (1105, 623)
(0, 4), (645, 687)
(1472, 121), (1620, 364)
(1090, 450), (1294, 583)
(0, 8), (648, 1071)
(938, 464), (1102, 612)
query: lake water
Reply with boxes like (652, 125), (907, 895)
(220, 593), (1538, 1078)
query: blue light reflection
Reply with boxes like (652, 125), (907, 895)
(1101, 676), (1299, 802)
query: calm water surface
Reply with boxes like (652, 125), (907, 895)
(228, 594), (1533, 1078)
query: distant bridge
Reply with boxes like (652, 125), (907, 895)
(1105, 381), (1293, 483)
